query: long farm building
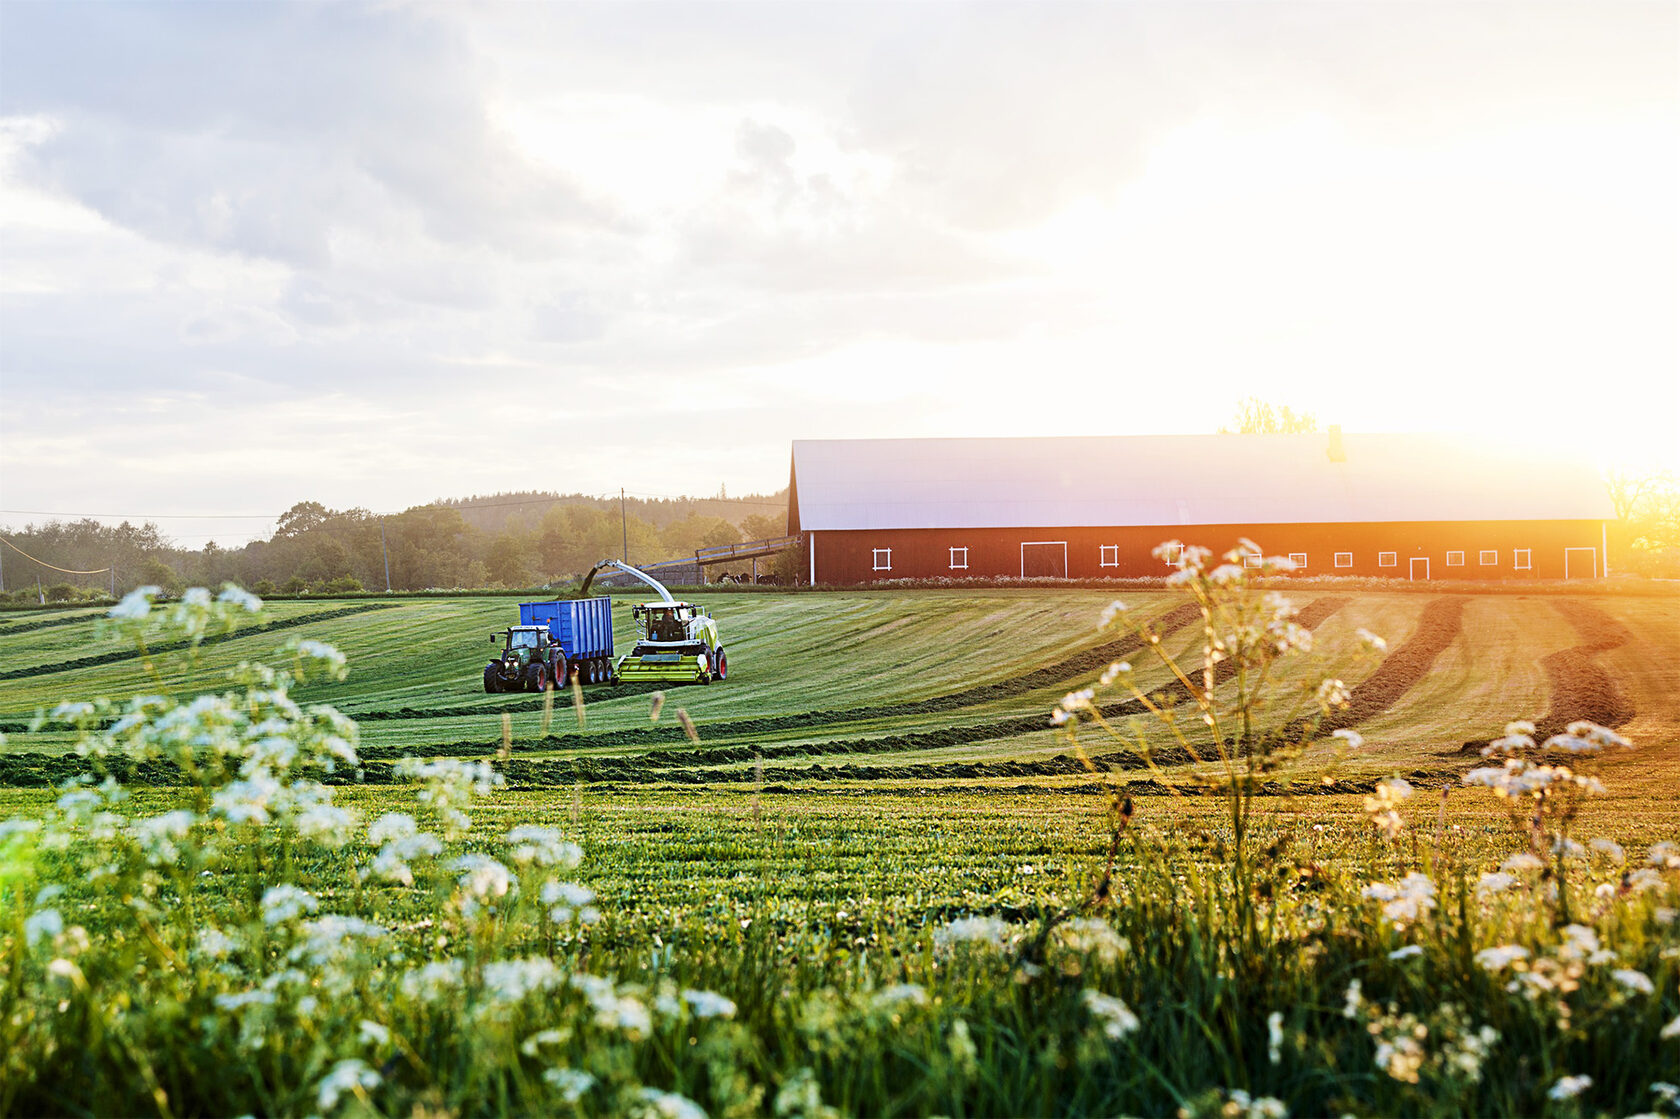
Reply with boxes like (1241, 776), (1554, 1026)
(786, 433), (1613, 584)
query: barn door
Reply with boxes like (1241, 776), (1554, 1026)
(1021, 541), (1068, 578)
(1408, 557), (1430, 581)
(1563, 547), (1597, 579)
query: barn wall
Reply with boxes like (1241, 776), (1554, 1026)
(806, 521), (1606, 584)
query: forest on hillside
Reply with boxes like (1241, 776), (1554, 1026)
(0, 491), (791, 602)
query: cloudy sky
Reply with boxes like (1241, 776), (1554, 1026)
(2, 1), (1674, 546)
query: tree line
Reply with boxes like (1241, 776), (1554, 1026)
(0, 492), (791, 603)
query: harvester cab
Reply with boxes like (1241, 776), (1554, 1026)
(578, 559), (729, 685)
(483, 624), (566, 694)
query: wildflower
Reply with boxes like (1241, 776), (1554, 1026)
(1221, 1089), (1288, 1119)
(683, 988), (738, 1019)
(869, 984), (928, 1011)
(1649, 841), (1680, 869)
(1081, 989), (1140, 1039)
(1388, 945), (1424, 961)
(1477, 869), (1521, 898)
(1267, 1011), (1284, 1063)
(1342, 979), (1364, 1019)
(506, 825), (583, 868)
(541, 879), (600, 924)
(293, 801), (356, 847)
(1662, 1016), (1680, 1040)
(217, 584), (263, 612)
(1098, 600), (1127, 629)
(1356, 627), (1388, 653)
(1556, 924), (1607, 964)
(291, 638), (349, 678)
(400, 959), (464, 1003)
(1054, 917), (1128, 963)
(1362, 872), (1436, 927)
(1589, 837), (1626, 864)
(1612, 969), (1655, 996)
(637, 1089), (707, 1119)
(545, 1067), (595, 1103)
(109, 585), (162, 620)
(1365, 777), (1413, 840)
(1501, 852), (1545, 873)
(260, 885), (318, 925)
(294, 915), (387, 966)
(932, 915), (1017, 952)
(1317, 678), (1352, 710)
(214, 988), (277, 1011)
(949, 1017), (979, 1075)
(1099, 660), (1131, 686)
(1548, 1075), (1591, 1101)
(1371, 1014), (1428, 1083)
(451, 853), (513, 913)
(369, 812), (419, 843)
(1475, 945), (1530, 971)
(483, 957), (563, 1005)
(24, 908), (62, 947)
(317, 1058), (381, 1112)
(1332, 728), (1364, 750)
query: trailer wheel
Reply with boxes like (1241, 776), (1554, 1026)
(714, 648), (728, 681)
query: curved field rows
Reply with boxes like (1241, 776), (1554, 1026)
(2, 589), (1675, 796)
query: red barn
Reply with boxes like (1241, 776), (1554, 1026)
(787, 433), (1613, 584)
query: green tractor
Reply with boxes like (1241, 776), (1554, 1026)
(483, 625), (568, 693)
(579, 559), (729, 685)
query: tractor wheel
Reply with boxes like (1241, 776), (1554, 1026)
(697, 652), (711, 685)
(714, 648), (728, 681)
(483, 666), (500, 694)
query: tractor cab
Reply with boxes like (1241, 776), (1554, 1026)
(633, 602), (708, 644)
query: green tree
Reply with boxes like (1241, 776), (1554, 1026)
(740, 513), (787, 541)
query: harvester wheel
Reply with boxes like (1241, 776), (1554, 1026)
(714, 648), (728, 681)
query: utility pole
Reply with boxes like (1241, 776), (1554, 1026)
(380, 519), (392, 592)
(621, 488), (628, 563)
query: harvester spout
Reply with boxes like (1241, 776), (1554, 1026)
(578, 559), (677, 604)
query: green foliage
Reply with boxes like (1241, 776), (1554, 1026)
(1220, 396), (1319, 435)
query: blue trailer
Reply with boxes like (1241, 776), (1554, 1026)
(518, 597), (617, 684)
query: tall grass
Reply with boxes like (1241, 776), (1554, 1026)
(1, 570), (1676, 1116)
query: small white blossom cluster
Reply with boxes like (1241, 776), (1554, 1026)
(932, 915), (1021, 954)
(1364, 777), (1413, 841)
(1362, 872), (1436, 928)
(1080, 988), (1141, 1039)
(395, 756), (505, 835)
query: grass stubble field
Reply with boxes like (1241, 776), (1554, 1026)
(1, 559), (1678, 1116)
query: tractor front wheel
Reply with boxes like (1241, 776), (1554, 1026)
(714, 648), (728, 681)
(484, 666), (500, 694)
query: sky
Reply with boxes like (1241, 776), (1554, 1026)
(1, 1), (1675, 547)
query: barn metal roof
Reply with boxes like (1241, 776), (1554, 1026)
(789, 434), (1613, 532)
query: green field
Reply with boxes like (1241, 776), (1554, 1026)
(4, 582), (1679, 1115)
(4, 585), (1677, 794)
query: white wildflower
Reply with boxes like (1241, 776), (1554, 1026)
(1098, 600), (1127, 629)
(1612, 969), (1655, 996)
(1388, 945), (1424, 961)
(400, 959), (464, 1003)
(1362, 872), (1436, 927)
(1081, 989), (1140, 1039)
(932, 915), (1018, 952)
(544, 1067), (596, 1103)
(1501, 852), (1545, 873)
(24, 908), (62, 947)
(1356, 628), (1388, 653)
(1648, 841), (1680, 869)
(682, 988), (738, 1019)
(1661, 1015), (1680, 1040)
(1475, 945), (1530, 972)
(1332, 728), (1364, 750)
(1317, 678), (1352, 709)
(317, 1058), (381, 1112)
(1342, 979), (1363, 1020)
(216, 584), (263, 612)
(869, 984), (928, 1011)
(108, 586), (161, 620)
(636, 1088), (707, 1119)
(358, 1020), (391, 1046)
(260, 885), (318, 925)
(1267, 1010), (1284, 1064)
(1548, 1075), (1591, 1101)
(483, 957), (562, 1005)
(1054, 917), (1129, 963)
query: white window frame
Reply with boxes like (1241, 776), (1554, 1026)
(1446, 551), (1465, 567)
(1099, 544), (1119, 568)
(1334, 552), (1353, 569)
(1479, 550), (1498, 566)
(1377, 551), (1397, 568)
(1242, 552), (1264, 569)
(948, 546), (968, 571)
(1288, 552), (1307, 570)
(872, 548), (892, 572)
(1514, 548), (1532, 571)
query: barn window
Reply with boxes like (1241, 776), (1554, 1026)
(1159, 543), (1183, 566)
(1378, 552), (1397, 567)
(1514, 548), (1532, 571)
(872, 548), (892, 571)
(1242, 552), (1264, 569)
(948, 547), (968, 570)
(1099, 545), (1119, 568)
(1446, 551), (1465, 566)
(1334, 552), (1353, 568)
(1288, 553), (1307, 570)
(1479, 550), (1498, 565)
